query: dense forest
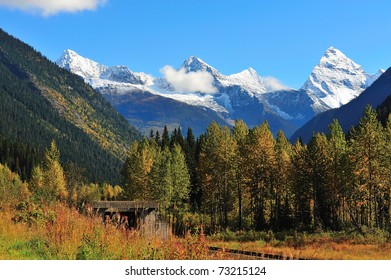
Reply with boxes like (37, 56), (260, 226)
(122, 105), (391, 234)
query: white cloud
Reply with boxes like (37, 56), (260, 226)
(161, 65), (218, 94)
(0, 0), (107, 16)
(263, 76), (290, 92)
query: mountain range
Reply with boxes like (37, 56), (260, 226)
(57, 47), (384, 137)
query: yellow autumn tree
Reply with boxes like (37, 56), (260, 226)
(42, 140), (68, 202)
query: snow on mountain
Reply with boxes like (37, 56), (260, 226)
(100, 66), (154, 85)
(181, 56), (222, 78)
(301, 47), (382, 112)
(179, 56), (289, 95)
(223, 68), (267, 94)
(56, 48), (384, 137)
(56, 49), (154, 86)
(56, 49), (107, 80)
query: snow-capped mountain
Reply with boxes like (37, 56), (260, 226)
(57, 49), (107, 80)
(292, 67), (391, 143)
(56, 48), (384, 136)
(301, 47), (384, 112)
(57, 49), (154, 86)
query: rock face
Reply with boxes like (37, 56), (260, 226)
(301, 47), (384, 112)
(57, 47), (383, 137)
(291, 67), (391, 143)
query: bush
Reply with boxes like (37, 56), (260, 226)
(12, 202), (56, 227)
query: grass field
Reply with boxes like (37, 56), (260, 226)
(0, 204), (216, 260)
(1, 204), (391, 260)
(209, 232), (391, 260)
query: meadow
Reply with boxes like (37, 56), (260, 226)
(1, 203), (391, 260)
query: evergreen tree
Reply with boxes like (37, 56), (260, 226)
(184, 127), (199, 210)
(149, 129), (155, 140)
(162, 126), (170, 149)
(154, 130), (161, 147)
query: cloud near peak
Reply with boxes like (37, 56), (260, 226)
(263, 76), (290, 92)
(0, 0), (107, 16)
(161, 65), (218, 94)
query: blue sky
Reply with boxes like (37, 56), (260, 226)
(0, 0), (390, 88)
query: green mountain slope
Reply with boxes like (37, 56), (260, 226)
(0, 28), (140, 184)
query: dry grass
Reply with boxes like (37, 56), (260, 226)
(3, 203), (390, 260)
(210, 239), (391, 260)
(0, 203), (233, 260)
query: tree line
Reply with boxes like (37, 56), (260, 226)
(122, 106), (391, 234)
(2, 104), (390, 235)
(0, 140), (124, 214)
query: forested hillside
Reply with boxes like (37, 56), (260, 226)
(378, 94), (391, 125)
(0, 29), (140, 183)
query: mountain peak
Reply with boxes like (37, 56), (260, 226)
(62, 49), (79, 57)
(247, 67), (260, 76)
(56, 49), (80, 67)
(181, 56), (220, 77)
(300, 47), (375, 111)
(319, 47), (357, 69)
(325, 46), (340, 54)
(56, 49), (107, 80)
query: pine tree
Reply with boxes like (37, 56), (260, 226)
(162, 126), (170, 149)
(149, 129), (155, 140)
(154, 130), (161, 147)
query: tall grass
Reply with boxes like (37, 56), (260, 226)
(3, 203), (391, 259)
(0, 203), (228, 260)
